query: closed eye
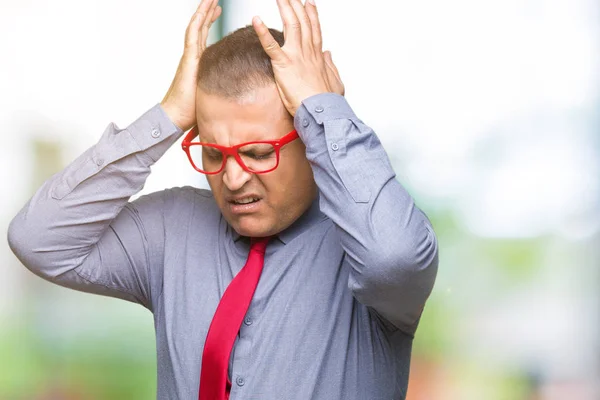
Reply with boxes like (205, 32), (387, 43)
(203, 147), (223, 161)
(240, 149), (275, 160)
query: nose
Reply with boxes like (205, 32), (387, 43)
(222, 156), (252, 191)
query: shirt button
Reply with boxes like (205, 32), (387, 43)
(302, 118), (309, 127)
(315, 106), (324, 113)
(236, 376), (245, 387)
(95, 158), (104, 166)
(244, 317), (253, 326)
(151, 128), (161, 138)
(331, 143), (339, 151)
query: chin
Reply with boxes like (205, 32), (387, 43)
(231, 216), (277, 238)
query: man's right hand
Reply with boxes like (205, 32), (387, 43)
(161, 0), (221, 132)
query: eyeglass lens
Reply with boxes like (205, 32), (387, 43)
(188, 143), (278, 173)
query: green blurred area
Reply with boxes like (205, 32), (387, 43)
(0, 310), (156, 399)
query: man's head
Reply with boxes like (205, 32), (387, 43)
(195, 26), (317, 238)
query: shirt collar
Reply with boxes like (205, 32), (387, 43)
(232, 194), (325, 245)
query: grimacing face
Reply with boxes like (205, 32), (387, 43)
(195, 84), (318, 238)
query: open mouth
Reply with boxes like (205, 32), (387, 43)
(228, 196), (262, 214)
(231, 197), (261, 205)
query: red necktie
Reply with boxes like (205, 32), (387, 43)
(198, 237), (270, 400)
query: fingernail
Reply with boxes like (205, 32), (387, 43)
(308, 0), (316, 5)
(254, 16), (263, 25)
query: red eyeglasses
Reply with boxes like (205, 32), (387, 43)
(181, 127), (300, 174)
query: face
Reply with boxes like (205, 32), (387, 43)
(195, 84), (317, 238)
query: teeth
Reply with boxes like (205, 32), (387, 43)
(234, 197), (259, 205)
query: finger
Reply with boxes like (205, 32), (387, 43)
(200, 0), (221, 50)
(184, 12), (203, 52)
(185, 0), (215, 53)
(305, 0), (322, 53)
(252, 16), (287, 63)
(289, 0), (313, 52)
(201, 0), (219, 35)
(211, 4), (222, 23)
(276, 0), (301, 46)
(195, 0), (216, 25)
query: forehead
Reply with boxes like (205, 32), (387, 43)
(195, 85), (293, 145)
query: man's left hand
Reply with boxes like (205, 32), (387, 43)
(252, 0), (345, 117)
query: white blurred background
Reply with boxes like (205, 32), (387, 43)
(1, 0), (598, 399)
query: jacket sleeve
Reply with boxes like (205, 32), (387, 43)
(7, 104), (183, 311)
(294, 93), (439, 335)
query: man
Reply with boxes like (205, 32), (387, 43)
(8, 0), (439, 399)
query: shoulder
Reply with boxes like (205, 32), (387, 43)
(129, 186), (219, 217)
(163, 186), (215, 203)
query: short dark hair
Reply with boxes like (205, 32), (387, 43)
(198, 25), (285, 98)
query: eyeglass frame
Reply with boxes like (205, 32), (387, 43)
(181, 127), (300, 175)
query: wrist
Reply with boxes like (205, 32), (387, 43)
(159, 102), (186, 131)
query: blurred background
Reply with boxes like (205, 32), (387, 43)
(1, 0), (598, 399)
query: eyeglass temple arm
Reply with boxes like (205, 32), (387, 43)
(182, 126), (199, 146)
(183, 128), (298, 148)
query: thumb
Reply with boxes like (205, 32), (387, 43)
(324, 50), (342, 81)
(324, 50), (345, 96)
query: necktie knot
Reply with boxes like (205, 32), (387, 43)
(250, 236), (272, 255)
